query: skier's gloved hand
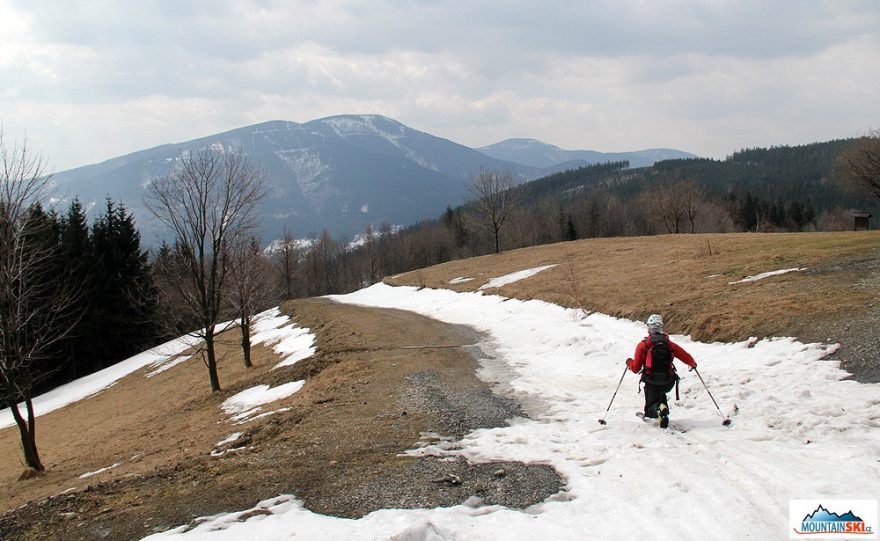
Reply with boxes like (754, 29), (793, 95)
(626, 358), (634, 370)
(688, 364), (696, 372)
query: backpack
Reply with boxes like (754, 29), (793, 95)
(642, 333), (677, 389)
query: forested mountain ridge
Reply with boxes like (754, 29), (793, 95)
(518, 138), (877, 230)
(327, 137), (878, 295)
(478, 138), (697, 168)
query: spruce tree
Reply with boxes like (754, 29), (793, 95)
(58, 198), (93, 380)
(88, 199), (158, 369)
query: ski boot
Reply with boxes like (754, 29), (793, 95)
(658, 404), (669, 429)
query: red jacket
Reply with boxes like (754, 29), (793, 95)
(627, 333), (696, 374)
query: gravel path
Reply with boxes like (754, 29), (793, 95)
(799, 256), (880, 383)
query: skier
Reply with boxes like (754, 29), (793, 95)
(626, 314), (697, 428)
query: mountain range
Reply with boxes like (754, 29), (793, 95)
(478, 138), (695, 169)
(50, 115), (696, 241)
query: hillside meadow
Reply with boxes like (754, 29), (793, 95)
(388, 231), (880, 366)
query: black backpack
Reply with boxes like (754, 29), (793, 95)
(642, 333), (677, 389)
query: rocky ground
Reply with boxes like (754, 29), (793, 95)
(0, 299), (564, 540)
(794, 254), (880, 383)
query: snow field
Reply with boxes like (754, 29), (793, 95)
(1, 308), (315, 431)
(0, 333), (200, 429)
(145, 282), (879, 540)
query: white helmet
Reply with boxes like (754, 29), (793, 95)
(646, 314), (663, 333)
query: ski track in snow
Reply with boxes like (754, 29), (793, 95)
(143, 282), (880, 541)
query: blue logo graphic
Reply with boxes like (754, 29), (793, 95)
(804, 506), (863, 523)
(796, 505), (873, 535)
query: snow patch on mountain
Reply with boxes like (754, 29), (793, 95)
(273, 148), (329, 197)
(321, 115), (438, 171)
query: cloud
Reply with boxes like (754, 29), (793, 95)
(2, 0), (879, 168)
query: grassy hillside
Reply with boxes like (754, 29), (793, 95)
(388, 231), (880, 375)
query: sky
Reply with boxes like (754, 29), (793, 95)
(2, 0), (879, 171)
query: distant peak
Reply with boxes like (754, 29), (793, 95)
(481, 138), (558, 151)
(317, 113), (398, 125)
(246, 120), (302, 132)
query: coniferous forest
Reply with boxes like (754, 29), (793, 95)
(22, 199), (159, 395)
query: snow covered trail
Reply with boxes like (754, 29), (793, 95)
(146, 283), (880, 540)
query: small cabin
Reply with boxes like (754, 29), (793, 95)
(852, 211), (872, 231)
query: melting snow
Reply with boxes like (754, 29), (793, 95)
(251, 308), (316, 369)
(478, 264), (558, 290)
(729, 267), (806, 284)
(215, 432), (243, 447)
(79, 462), (121, 479)
(0, 333), (199, 429)
(1, 308), (314, 429)
(222, 382), (306, 416)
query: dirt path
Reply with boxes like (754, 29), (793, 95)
(1, 298), (562, 540)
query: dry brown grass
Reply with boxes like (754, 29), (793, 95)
(386, 231), (880, 343)
(0, 324), (286, 511)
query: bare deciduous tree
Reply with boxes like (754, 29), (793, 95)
(0, 133), (78, 472)
(145, 148), (265, 392)
(678, 180), (707, 233)
(362, 223), (380, 285)
(644, 173), (705, 234)
(274, 225), (299, 300)
(466, 168), (525, 253)
(560, 251), (590, 318)
(229, 236), (274, 368)
(837, 130), (880, 201)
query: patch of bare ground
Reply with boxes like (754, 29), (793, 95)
(0, 298), (562, 540)
(389, 231), (880, 382)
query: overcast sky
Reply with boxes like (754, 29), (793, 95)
(2, 0), (879, 170)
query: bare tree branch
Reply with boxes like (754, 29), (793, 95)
(228, 236), (275, 368)
(466, 168), (525, 253)
(0, 131), (80, 472)
(837, 130), (880, 201)
(145, 147), (265, 392)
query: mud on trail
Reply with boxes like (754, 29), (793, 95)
(0, 298), (562, 540)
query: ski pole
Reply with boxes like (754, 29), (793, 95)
(694, 367), (732, 426)
(598, 365), (629, 425)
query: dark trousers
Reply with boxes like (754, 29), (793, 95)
(642, 370), (677, 417)
(643, 384), (670, 418)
